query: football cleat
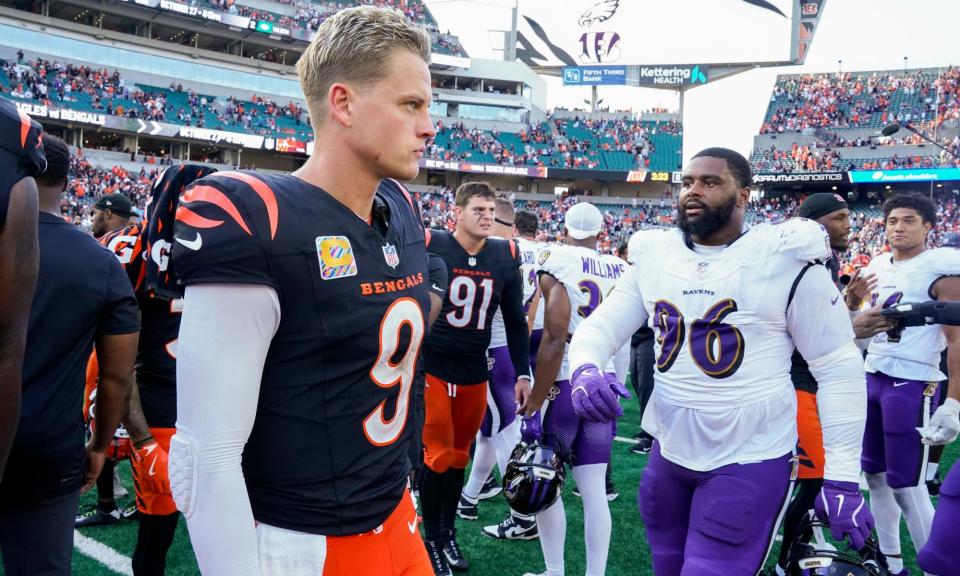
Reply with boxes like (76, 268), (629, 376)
(502, 442), (564, 516)
(425, 539), (453, 576)
(927, 473), (942, 496)
(456, 494), (479, 520)
(477, 474), (502, 500)
(75, 504), (121, 527)
(631, 435), (653, 455)
(606, 475), (619, 501)
(785, 519), (891, 576)
(443, 529), (469, 572)
(121, 502), (139, 520)
(481, 514), (539, 541)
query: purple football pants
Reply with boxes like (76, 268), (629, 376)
(918, 462), (960, 576)
(639, 442), (793, 576)
(542, 378), (615, 467)
(861, 372), (940, 488)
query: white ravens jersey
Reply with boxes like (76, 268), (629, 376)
(517, 237), (545, 331)
(538, 244), (627, 380)
(864, 248), (960, 381)
(630, 219), (850, 470)
(490, 237), (545, 348)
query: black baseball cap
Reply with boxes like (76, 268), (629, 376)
(799, 193), (848, 221)
(93, 193), (133, 219)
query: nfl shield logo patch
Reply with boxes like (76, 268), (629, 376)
(382, 243), (400, 269)
(316, 236), (358, 280)
(468, 257), (477, 267)
(697, 261), (709, 273)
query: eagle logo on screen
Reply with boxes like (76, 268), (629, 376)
(578, 0), (619, 26)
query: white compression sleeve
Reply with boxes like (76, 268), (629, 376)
(787, 265), (866, 483)
(171, 284), (280, 576)
(569, 265), (649, 374)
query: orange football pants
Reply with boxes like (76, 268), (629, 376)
(422, 374), (488, 473)
(796, 390), (825, 480)
(256, 491), (432, 576)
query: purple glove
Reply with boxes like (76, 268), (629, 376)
(520, 411), (542, 444)
(570, 364), (631, 422)
(814, 480), (875, 550)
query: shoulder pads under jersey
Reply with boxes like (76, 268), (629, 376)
(763, 218), (832, 262)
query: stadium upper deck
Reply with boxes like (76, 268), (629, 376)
(2, 51), (683, 173)
(7, 0), (465, 66)
(751, 67), (960, 176)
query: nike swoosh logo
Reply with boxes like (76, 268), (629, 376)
(432, 284), (445, 292)
(148, 456), (157, 476)
(407, 519), (418, 534)
(175, 233), (203, 251)
(834, 494), (845, 515)
(893, 381), (910, 387)
(831, 293), (840, 305)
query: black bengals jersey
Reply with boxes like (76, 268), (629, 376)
(0, 96), (46, 231)
(425, 230), (530, 384)
(172, 172), (431, 536)
(101, 223), (180, 428)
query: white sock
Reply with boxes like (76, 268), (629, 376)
(892, 484), (935, 553)
(573, 464), (611, 576)
(535, 495), (566, 574)
(886, 555), (904, 573)
(493, 419), (520, 474)
(865, 472), (902, 557)
(463, 433), (497, 500)
(926, 462), (939, 482)
(774, 565), (786, 576)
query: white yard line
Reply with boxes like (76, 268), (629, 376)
(74, 530), (134, 576)
(614, 435), (639, 445)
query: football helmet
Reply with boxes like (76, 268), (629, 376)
(786, 520), (891, 576)
(502, 442), (565, 516)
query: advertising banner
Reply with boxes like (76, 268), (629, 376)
(753, 172), (848, 185)
(14, 100), (107, 127)
(273, 138), (307, 154)
(562, 66), (628, 86)
(635, 65), (708, 86)
(422, 159), (548, 178)
(179, 126), (265, 149)
(848, 169), (960, 183)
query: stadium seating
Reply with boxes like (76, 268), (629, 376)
(752, 67), (960, 174)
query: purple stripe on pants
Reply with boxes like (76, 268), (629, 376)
(639, 442), (792, 576)
(480, 345), (518, 437)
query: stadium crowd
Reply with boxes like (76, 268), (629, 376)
(751, 142), (960, 173)
(424, 116), (680, 171)
(60, 156), (960, 273)
(200, 0), (466, 55)
(760, 69), (938, 134)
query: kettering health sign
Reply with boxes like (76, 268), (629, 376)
(850, 168), (960, 183)
(562, 66), (627, 86)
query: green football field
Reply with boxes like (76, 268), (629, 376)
(7, 399), (956, 575)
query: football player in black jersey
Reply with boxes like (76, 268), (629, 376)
(169, 7), (437, 575)
(421, 182), (532, 574)
(0, 97), (43, 479)
(97, 166), (217, 576)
